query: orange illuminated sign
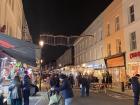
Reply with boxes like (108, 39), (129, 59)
(106, 56), (125, 68)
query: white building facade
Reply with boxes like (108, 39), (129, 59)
(22, 13), (32, 42)
(56, 47), (74, 67)
(74, 13), (105, 76)
(123, 0), (140, 77)
(0, 0), (24, 39)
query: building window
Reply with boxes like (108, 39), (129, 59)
(130, 32), (137, 51)
(129, 5), (135, 23)
(99, 29), (103, 41)
(100, 46), (103, 58)
(115, 16), (120, 31)
(94, 48), (96, 60)
(107, 24), (110, 36)
(107, 44), (111, 56)
(116, 39), (121, 53)
(12, 0), (14, 11)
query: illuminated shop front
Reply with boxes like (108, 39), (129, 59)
(104, 53), (126, 87)
(126, 51), (140, 77)
(85, 59), (106, 78)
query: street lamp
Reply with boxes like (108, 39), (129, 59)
(39, 40), (44, 91)
(39, 40), (44, 48)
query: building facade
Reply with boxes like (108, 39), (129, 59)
(56, 47), (74, 68)
(123, 0), (140, 77)
(74, 0), (128, 87)
(74, 13), (105, 77)
(103, 0), (126, 87)
(0, 0), (24, 39)
(22, 13), (32, 42)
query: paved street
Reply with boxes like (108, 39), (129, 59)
(30, 90), (133, 105)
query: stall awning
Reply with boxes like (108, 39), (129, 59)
(0, 33), (40, 66)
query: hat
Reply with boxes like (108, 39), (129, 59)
(59, 74), (67, 79)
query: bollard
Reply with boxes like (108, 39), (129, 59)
(121, 82), (125, 92)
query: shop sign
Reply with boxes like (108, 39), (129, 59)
(93, 64), (103, 70)
(106, 56), (125, 68)
(130, 51), (140, 59)
(0, 40), (15, 48)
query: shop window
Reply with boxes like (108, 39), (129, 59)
(116, 39), (121, 53)
(107, 24), (110, 36)
(107, 44), (111, 56)
(130, 32), (137, 51)
(115, 16), (120, 32)
(129, 5), (135, 23)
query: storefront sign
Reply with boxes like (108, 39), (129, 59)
(130, 51), (140, 59)
(0, 40), (15, 48)
(106, 56), (125, 68)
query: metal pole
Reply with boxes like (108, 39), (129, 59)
(39, 63), (41, 91)
(39, 48), (42, 91)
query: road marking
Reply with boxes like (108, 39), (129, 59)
(35, 98), (42, 105)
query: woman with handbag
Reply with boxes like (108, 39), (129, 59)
(9, 75), (23, 105)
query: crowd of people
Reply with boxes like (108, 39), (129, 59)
(45, 72), (113, 105)
(6, 71), (38, 105)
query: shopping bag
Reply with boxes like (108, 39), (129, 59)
(30, 86), (35, 96)
(7, 92), (11, 105)
(80, 84), (82, 88)
(49, 94), (60, 105)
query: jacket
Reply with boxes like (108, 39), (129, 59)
(9, 81), (22, 99)
(59, 79), (73, 99)
(23, 75), (31, 89)
(131, 76), (140, 92)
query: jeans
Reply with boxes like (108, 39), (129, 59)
(134, 91), (140, 105)
(23, 88), (30, 105)
(11, 98), (22, 105)
(86, 86), (89, 96)
(80, 86), (86, 96)
(65, 98), (73, 105)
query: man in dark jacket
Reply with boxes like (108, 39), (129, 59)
(23, 71), (31, 105)
(131, 74), (140, 105)
(80, 75), (87, 97)
(57, 74), (73, 105)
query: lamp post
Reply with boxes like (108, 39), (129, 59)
(39, 40), (44, 91)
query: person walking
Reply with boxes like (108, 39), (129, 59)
(85, 75), (91, 96)
(23, 71), (31, 105)
(68, 74), (74, 88)
(56, 74), (74, 105)
(131, 74), (140, 105)
(9, 75), (23, 105)
(80, 75), (87, 97)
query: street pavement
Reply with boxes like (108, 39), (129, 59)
(30, 89), (133, 105)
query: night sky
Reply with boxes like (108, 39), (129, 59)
(22, 0), (113, 64)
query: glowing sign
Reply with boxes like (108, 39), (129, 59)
(130, 51), (140, 59)
(0, 40), (15, 48)
(106, 56), (125, 68)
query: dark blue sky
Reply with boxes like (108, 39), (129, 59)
(22, 0), (113, 63)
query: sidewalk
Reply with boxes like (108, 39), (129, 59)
(107, 87), (133, 97)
